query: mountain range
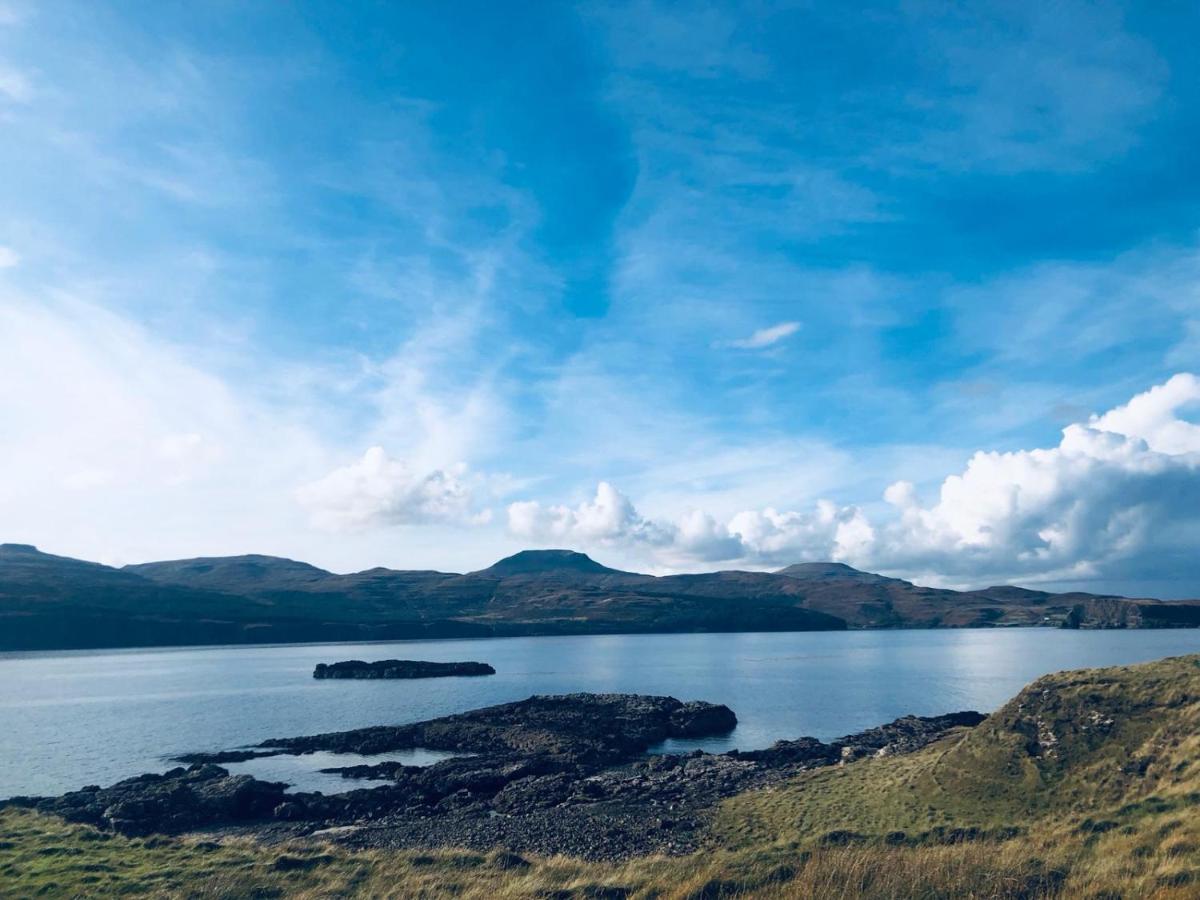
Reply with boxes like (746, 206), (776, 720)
(2, 543), (1199, 651)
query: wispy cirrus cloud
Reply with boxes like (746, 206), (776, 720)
(3, 0), (1200, 597)
(0, 291), (518, 572)
(0, 64), (29, 103)
(724, 321), (801, 350)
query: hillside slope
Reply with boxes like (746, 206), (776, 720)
(716, 653), (1200, 845)
(4, 543), (1200, 650)
(0, 546), (845, 650)
(126, 548), (1200, 631)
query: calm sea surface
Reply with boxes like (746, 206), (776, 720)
(3, 628), (1200, 798)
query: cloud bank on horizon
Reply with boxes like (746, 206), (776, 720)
(1, 2), (1199, 597)
(508, 374), (1200, 591)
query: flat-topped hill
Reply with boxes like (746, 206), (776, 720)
(472, 549), (624, 577)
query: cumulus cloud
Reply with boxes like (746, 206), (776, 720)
(508, 481), (674, 548)
(507, 481), (869, 567)
(871, 373), (1200, 587)
(725, 321), (801, 349)
(507, 375), (1200, 590)
(729, 502), (875, 563)
(297, 447), (492, 532)
(0, 245), (18, 268)
(1089, 374), (1200, 455)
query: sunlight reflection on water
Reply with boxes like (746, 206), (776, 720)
(3, 628), (1199, 797)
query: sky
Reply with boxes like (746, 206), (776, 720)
(1, 1), (1199, 596)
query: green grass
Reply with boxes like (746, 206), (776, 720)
(714, 654), (1200, 849)
(5, 654), (1200, 898)
(7, 803), (1200, 899)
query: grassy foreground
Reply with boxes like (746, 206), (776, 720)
(5, 654), (1200, 898)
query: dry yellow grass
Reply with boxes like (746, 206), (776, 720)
(4, 800), (1199, 899)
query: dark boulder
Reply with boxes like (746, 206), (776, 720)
(670, 701), (739, 737)
(740, 736), (839, 767)
(30, 765), (288, 836)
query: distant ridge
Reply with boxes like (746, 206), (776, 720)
(1, 542), (112, 570)
(4, 543), (1200, 651)
(1, 543), (41, 554)
(125, 554), (333, 593)
(775, 562), (897, 584)
(474, 549), (623, 577)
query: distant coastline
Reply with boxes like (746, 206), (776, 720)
(4, 543), (1199, 652)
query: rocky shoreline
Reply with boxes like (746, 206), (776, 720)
(4, 694), (984, 861)
(313, 659), (496, 679)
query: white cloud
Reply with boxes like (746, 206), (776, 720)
(0, 293), (515, 572)
(297, 447), (491, 531)
(870, 373), (1200, 588)
(507, 480), (868, 568)
(729, 502), (874, 563)
(1089, 373), (1200, 455)
(508, 481), (673, 548)
(507, 375), (1200, 591)
(6, 288), (1200, 595)
(726, 320), (801, 350)
(0, 245), (18, 268)
(0, 294), (316, 561)
(0, 64), (30, 103)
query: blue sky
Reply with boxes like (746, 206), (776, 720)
(2, 1), (1200, 595)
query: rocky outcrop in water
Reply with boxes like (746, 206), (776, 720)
(742, 711), (987, 765)
(11, 693), (983, 859)
(6, 765), (289, 836)
(240, 693), (738, 765)
(313, 660), (495, 679)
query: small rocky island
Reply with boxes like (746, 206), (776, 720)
(313, 659), (495, 679)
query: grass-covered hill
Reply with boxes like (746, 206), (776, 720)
(716, 653), (1200, 846)
(6, 542), (1199, 650)
(4, 654), (1200, 897)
